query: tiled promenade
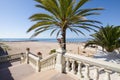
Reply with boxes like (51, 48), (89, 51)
(0, 63), (76, 80)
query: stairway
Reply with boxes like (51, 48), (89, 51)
(22, 70), (77, 80)
(0, 63), (77, 80)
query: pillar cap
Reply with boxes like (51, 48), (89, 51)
(37, 52), (42, 55)
(26, 48), (30, 51)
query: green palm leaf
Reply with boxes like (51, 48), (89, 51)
(85, 25), (120, 52)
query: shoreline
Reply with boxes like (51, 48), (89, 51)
(0, 38), (90, 43)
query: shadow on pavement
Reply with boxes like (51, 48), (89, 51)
(0, 46), (14, 80)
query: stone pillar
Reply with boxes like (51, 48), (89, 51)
(37, 52), (42, 59)
(55, 48), (65, 73)
(20, 53), (24, 64)
(36, 57), (40, 72)
(25, 48), (30, 64)
(36, 52), (42, 72)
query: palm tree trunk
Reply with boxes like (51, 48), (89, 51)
(61, 29), (66, 51)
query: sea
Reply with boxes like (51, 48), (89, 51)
(0, 38), (91, 43)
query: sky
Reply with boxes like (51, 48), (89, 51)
(0, 0), (120, 39)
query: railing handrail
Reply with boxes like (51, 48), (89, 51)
(28, 53), (57, 63)
(0, 53), (24, 58)
(0, 53), (25, 63)
(29, 53), (39, 60)
(29, 52), (38, 58)
(40, 53), (57, 62)
(64, 53), (120, 73)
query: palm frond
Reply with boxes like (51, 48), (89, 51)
(73, 0), (89, 13)
(27, 21), (56, 32)
(81, 12), (100, 16)
(84, 40), (96, 48)
(76, 8), (104, 15)
(85, 25), (120, 52)
(29, 13), (56, 21)
(50, 28), (58, 36)
(56, 30), (61, 37)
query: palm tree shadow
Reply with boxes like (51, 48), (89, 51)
(0, 47), (14, 80)
(0, 47), (12, 68)
(0, 46), (8, 55)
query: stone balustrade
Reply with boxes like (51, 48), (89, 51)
(40, 53), (57, 71)
(28, 53), (39, 69)
(27, 53), (56, 72)
(0, 53), (25, 63)
(64, 53), (120, 80)
(20, 48), (120, 80)
(23, 48), (57, 72)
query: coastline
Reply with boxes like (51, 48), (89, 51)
(0, 38), (90, 42)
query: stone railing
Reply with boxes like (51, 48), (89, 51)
(21, 48), (120, 80)
(64, 53), (120, 80)
(0, 53), (25, 63)
(21, 48), (42, 72)
(40, 53), (56, 71)
(28, 53), (39, 69)
(22, 48), (56, 72)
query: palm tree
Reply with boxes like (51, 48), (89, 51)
(84, 25), (120, 52)
(27, 0), (103, 51)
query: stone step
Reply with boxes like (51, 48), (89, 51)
(22, 70), (77, 80)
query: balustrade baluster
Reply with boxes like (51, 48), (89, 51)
(47, 60), (49, 69)
(53, 57), (55, 68)
(47, 59), (51, 70)
(50, 58), (52, 69)
(45, 61), (46, 69)
(104, 69), (111, 80)
(71, 60), (76, 74)
(45, 61), (47, 70)
(43, 62), (45, 70)
(77, 61), (82, 79)
(84, 63), (90, 80)
(41, 62), (43, 70)
(49, 59), (51, 69)
(94, 67), (99, 80)
(66, 58), (70, 72)
(50, 58), (53, 69)
(50, 59), (52, 67)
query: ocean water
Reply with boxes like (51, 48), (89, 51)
(0, 38), (90, 42)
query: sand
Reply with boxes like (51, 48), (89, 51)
(1, 42), (96, 58)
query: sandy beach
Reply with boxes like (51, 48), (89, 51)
(1, 41), (96, 58)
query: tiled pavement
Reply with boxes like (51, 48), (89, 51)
(0, 63), (76, 80)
